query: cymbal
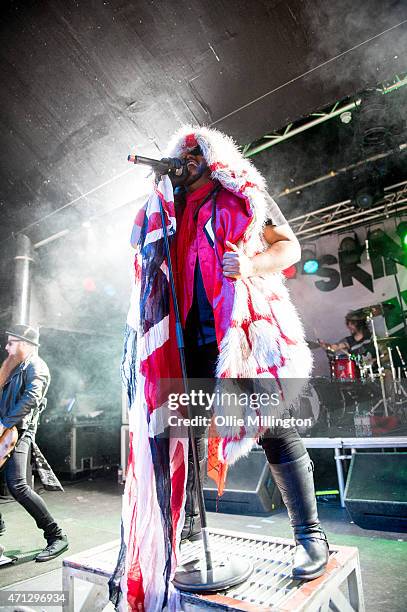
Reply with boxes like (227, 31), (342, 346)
(351, 303), (395, 319)
(376, 336), (398, 344)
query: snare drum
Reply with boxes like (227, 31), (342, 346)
(331, 356), (360, 381)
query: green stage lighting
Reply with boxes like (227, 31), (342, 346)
(396, 222), (407, 249)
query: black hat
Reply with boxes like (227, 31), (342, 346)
(5, 324), (40, 347)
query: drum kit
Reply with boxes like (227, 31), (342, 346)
(307, 302), (407, 423)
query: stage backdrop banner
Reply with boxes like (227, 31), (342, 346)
(287, 221), (407, 376)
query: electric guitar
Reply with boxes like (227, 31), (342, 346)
(0, 426), (18, 469)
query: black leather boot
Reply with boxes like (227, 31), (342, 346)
(268, 453), (329, 580)
(181, 438), (205, 543)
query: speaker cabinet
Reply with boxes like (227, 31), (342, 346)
(344, 452), (407, 532)
(37, 420), (120, 477)
(120, 434), (281, 514)
(203, 448), (281, 515)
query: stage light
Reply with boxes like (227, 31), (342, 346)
(396, 222), (407, 249)
(357, 88), (390, 151)
(103, 284), (116, 297)
(301, 248), (319, 274)
(303, 259), (319, 274)
(340, 111), (352, 124)
(355, 189), (373, 209)
(367, 227), (407, 266)
(283, 264), (297, 279)
(339, 234), (363, 264)
(83, 277), (97, 292)
(351, 169), (384, 209)
(367, 228), (385, 251)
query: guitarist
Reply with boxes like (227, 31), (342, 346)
(0, 324), (68, 562)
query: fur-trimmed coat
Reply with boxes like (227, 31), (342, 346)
(166, 127), (313, 464)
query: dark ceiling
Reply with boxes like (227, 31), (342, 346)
(0, 0), (406, 250)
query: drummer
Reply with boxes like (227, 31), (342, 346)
(319, 312), (374, 361)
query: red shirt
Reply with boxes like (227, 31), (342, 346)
(175, 180), (218, 328)
(175, 180), (253, 344)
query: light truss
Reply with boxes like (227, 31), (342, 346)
(274, 143), (406, 199)
(243, 74), (407, 158)
(288, 180), (407, 240)
(243, 100), (358, 157)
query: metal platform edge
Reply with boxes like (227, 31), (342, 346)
(179, 528), (363, 612)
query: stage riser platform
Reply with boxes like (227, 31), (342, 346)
(62, 529), (364, 611)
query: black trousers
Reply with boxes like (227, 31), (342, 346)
(184, 339), (306, 465)
(0, 436), (62, 542)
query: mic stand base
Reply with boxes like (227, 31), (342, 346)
(174, 551), (253, 593)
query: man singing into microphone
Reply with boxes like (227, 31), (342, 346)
(112, 127), (328, 611)
(0, 325), (68, 561)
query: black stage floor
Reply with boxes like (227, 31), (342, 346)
(0, 471), (405, 611)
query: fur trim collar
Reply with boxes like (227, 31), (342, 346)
(166, 125), (273, 256)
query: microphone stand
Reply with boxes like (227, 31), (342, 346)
(157, 193), (253, 593)
(366, 310), (389, 417)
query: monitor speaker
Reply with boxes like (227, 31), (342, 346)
(344, 452), (407, 532)
(203, 448), (281, 515)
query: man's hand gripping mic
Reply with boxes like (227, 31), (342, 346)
(127, 154), (189, 186)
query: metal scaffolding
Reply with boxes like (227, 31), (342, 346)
(243, 74), (407, 158)
(288, 180), (407, 240)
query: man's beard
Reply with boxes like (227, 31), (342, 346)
(183, 161), (209, 187)
(0, 354), (24, 388)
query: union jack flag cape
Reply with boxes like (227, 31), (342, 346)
(109, 125), (313, 611)
(109, 176), (188, 611)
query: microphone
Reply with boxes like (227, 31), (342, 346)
(127, 154), (185, 176)
(365, 239), (370, 261)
